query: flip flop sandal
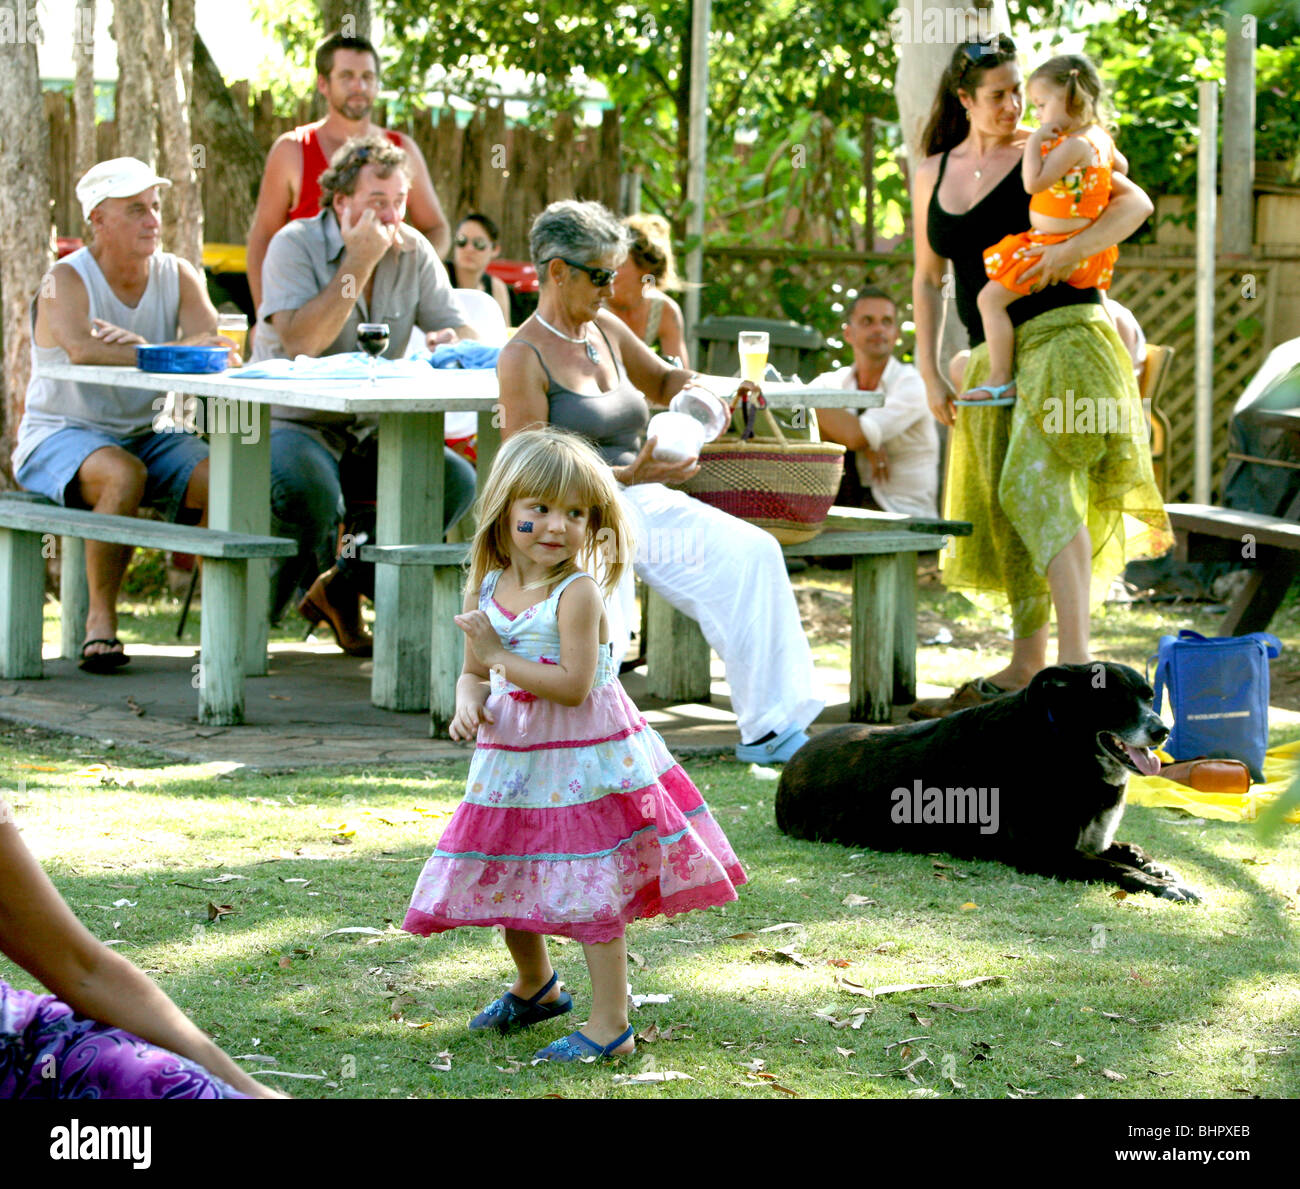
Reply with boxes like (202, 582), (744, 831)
(955, 382), (1017, 407)
(79, 638), (129, 673)
(469, 971), (573, 1034)
(532, 1025), (635, 1064)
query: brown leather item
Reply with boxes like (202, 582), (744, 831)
(1158, 758), (1251, 794)
(298, 567), (373, 657)
(908, 677), (1013, 721)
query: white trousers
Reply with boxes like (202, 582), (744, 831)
(607, 483), (823, 742)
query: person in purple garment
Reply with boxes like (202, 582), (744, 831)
(0, 796), (283, 1099)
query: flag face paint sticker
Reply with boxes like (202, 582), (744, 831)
(517, 521), (533, 533)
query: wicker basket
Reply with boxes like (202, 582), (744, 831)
(681, 403), (845, 544)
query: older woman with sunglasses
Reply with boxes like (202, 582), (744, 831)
(910, 35), (1170, 718)
(445, 213), (512, 326)
(494, 199), (822, 764)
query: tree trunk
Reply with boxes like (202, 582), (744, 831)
(113, 0), (157, 164)
(0, 7), (53, 483)
(142, 0), (202, 266)
(190, 33), (265, 245)
(319, 0), (371, 42)
(73, 0), (97, 181)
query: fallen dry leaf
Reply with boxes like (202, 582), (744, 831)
(277, 955), (292, 969)
(932, 861), (952, 869)
(1127, 969), (1153, 986)
(842, 894), (877, 907)
(611, 1071), (694, 1085)
(323, 926), (387, 938)
(207, 902), (235, 921)
(872, 942), (898, 954)
(1111, 889), (1128, 900)
(204, 873), (246, 884)
(928, 1001), (979, 1014)
(751, 946), (812, 968)
(826, 958), (851, 968)
(628, 951), (647, 969)
(727, 932), (758, 940)
(1101, 1068), (1127, 1082)
(429, 1051), (453, 1072)
(125, 697), (145, 717)
(959, 901), (978, 912)
(866, 975), (1004, 998)
(835, 1046), (855, 1058)
(757, 922), (803, 934)
(737, 1058), (766, 1073)
(909, 1011), (934, 1027)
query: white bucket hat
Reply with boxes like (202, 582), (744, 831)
(76, 157), (171, 221)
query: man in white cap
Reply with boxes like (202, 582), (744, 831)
(15, 157), (231, 672)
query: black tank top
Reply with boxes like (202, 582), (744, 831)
(927, 150), (1100, 347)
(516, 322), (649, 467)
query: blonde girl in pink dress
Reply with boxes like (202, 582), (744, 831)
(403, 426), (746, 1063)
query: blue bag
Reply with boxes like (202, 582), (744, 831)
(1149, 630), (1281, 783)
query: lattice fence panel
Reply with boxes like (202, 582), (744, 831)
(1110, 259), (1271, 503)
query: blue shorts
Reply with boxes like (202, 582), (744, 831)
(15, 427), (208, 523)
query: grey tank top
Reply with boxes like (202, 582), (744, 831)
(16, 248), (181, 471)
(519, 322), (649, 466)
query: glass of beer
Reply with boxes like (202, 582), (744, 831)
(217, 313), (248, 360)
(738, 330), (769, 383)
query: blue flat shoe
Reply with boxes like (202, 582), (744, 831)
(955, 382), (1016, 407)
(469, 971), (572, 1034)
(532, 1025), (635, 1064)
(735, 723), (809, 765)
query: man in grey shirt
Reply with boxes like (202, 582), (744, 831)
(254, 134), (478, 654)
(17, 157), (231, 672)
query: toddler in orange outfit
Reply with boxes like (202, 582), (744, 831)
(960, 54), (1129, 406)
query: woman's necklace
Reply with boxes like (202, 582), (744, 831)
(536, 313), (600, 365)
(971, 140), (997, 181)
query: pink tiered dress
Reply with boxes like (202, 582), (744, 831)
(403, 570), (746, 944)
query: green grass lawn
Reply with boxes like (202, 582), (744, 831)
(12, 562), (1300, 1097)
(3, 718), (1297, 1100)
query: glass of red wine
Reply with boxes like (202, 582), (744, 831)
(357, 322), (390, 386)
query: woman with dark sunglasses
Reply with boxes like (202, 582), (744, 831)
(445, 213), (512, 326)
(909, 34), (1171, 719)
(494, 199), (822, 765)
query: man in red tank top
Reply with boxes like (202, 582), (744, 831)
(246, 31), (451, 315)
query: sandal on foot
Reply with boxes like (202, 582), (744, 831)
(532, 1025), (635, 1064)
(956, 382), (1016, 407)
(734, 722), (810, 765)
(469, 971), (572, 1034)
(79, 638), (129, 673)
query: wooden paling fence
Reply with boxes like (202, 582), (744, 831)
(703, 245), (1297, 504)
(44, 90), (620, 258)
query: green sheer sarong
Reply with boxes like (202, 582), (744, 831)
(942, 303), (1173, 638)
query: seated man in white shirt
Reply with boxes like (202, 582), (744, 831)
(813, 286), (939, 519)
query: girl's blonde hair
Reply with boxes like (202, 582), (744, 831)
(465, 426), (634, 600)
(1029, 53), (1106, 128)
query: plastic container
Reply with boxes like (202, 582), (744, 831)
(136, 345), (230, 374)
(669, 386), (730, 441)
(647, 411), (705, 462)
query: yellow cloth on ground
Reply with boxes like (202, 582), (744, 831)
(942, 304), (1173, 637)
(1126, 741), (1300, 823)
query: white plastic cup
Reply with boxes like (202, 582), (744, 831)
(647, 411), (705, 462)
(669, 386), (730, 442)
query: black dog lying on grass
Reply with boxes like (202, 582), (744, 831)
(776, 663), (1201, 901)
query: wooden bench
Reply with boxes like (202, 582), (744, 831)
(643, 506), (970, 723)
(0, 495), (296, 726)
(1165, 502), (1300, 634)
(367, 504), (969, 733)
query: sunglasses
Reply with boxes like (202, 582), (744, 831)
(455, 233), (491, 250)
(961, 34), (1016, 64)
(551, 258), (616, 288)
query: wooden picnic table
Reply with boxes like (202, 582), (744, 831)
(37, 361), (881, 713)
